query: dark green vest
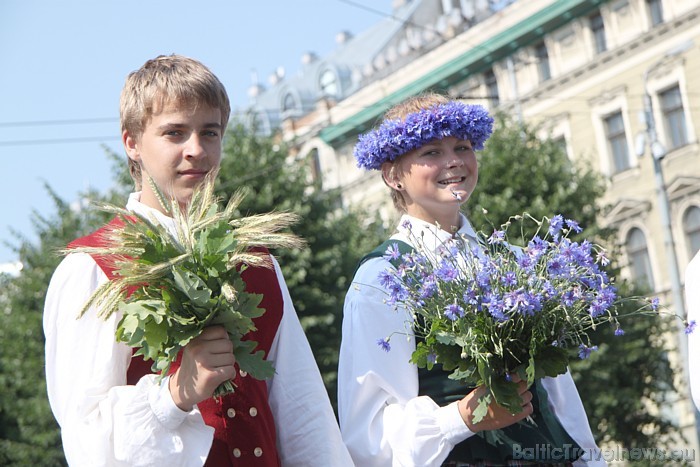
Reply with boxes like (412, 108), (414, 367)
(359, 240), (582, 465)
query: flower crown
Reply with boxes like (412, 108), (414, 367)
(353, 101), (494, 170)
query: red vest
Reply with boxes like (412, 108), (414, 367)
(69, 217), (282, 466)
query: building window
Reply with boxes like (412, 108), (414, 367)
(684, 206), (700, 259)
(319, 69), (339, 98)
(626, 227), (655, 292)
(535, 42), (551, 82)
(282, 93), (296, 113)
(604, 111), (630, 173)
(308, 148), (323, 187)
(647, 0), (664, 26)
(589, 12), (607, 54)
(660, 85), (688, 150)
(484, 68), (499, 107)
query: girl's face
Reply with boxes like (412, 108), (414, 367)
(387, 136), (477, 228)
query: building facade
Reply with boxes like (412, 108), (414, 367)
(246, 0), (700, 450)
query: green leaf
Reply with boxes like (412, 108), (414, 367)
(471, 393), (492, 424)
(230, 337), (275, 380)
(172, 267), (212, 307)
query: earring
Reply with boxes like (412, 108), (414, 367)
(396, 183), (402, 189)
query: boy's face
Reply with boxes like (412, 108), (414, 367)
(123, 102), (223, 212)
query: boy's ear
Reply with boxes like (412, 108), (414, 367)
(123, 130), (139, 161)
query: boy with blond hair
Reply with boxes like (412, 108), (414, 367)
(44, 54), (352, 466)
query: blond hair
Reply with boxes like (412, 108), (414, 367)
(381, 92), (450, 212)
(120, 54), (231, 189)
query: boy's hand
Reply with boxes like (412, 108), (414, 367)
(458, 374), (533, 432)
(168, 326), (236, 412)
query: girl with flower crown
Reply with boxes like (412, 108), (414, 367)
(337, 93), (604, 466)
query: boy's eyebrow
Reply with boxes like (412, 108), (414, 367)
(156, 122), (223, 130)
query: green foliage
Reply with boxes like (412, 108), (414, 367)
(570, 282), (685, 451)
(468, 113), (607, 242)
(0, 183), (117, 465)
(470, 114), (682, 449)
(217, 120), (386, 408)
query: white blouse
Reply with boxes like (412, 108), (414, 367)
(338, 213), (605, 467)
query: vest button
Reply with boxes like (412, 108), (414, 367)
(239, 369), (248, 377)
(233, 448), (241, 458)
(249, 407), (258, 417)
(227, 408), (236, 418)
(254, 447), (263, 457)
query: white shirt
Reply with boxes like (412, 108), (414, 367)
(686, 251), (700, 411)
(338, 213), (605, 467)
(44, 193), (353, 467)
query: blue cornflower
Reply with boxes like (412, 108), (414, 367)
(614, 327), (625, 336)
(527, 236), (548, 260)
(488, 229), (506, 244)
(565, 218), (583, 233)
(578, 344), (598, 359)
(517, 253), (533, 271)
(650, 297), (660, 311)
(486, 294), (507, 321)
(377, 338), (391, 352)
(547, 257), (566, 277)
(463, 287), (479, 305)
(589, 295), (610, 318)
(378, 270), (399, 289)
(686, 320), (697, 335)
(549, 214), (564, 238)
(501, 270), (517, 287)
(444, 303), (465, 321)
(596, 251), (610, 267)
(419, 276), (438, 299)
(436, 261), (459, 282)
(384, 242), (402, 261)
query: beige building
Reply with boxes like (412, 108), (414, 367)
(247, 0), (700, 454)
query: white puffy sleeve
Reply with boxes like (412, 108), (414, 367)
(265, 257), (354, 466)
(686, 252), (700, 411)
(540, 373), (607, 466)
(43, 252), (214, 467)
(338, 257), (473, 467)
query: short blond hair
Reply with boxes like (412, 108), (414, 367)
(382, 92), (450, 212)
(120, 54), (231, 189)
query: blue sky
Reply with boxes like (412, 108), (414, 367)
(0, 0), (385, 264)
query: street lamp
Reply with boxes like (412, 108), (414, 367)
(637, 40), (694, 320)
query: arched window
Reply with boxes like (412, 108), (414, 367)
(282, 93), (297, 113)
(683, 206), (700, 259)
(626, 227), (655, 292)
(319, 69), (339, 98)
(308, 148), (322, 187)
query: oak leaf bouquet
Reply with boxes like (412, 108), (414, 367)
(378, 213), (667, 422)
(66, 174), (303, 396)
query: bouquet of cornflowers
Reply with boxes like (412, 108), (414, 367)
(66, 174), (303, 396)
(378, 213), (671, 423)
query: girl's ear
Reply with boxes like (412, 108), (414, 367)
(381, 162), (403, 190)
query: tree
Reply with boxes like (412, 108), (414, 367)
(468, 113), (684, 451)
(0, 184), (118, 466)
(216, 121), (385, 408)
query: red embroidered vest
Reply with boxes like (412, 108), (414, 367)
(69, 217), (282, 466)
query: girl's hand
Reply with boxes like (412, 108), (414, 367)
(458, 374), (533, 432)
